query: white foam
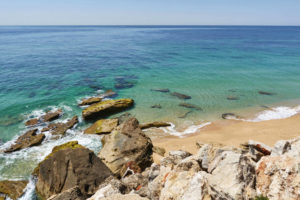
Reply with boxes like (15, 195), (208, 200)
(161, 122), (211, 137)
(19, 177), (36, 200)
(248, 105), (300, 122)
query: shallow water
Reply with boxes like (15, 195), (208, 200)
(1, 26), (300, 182)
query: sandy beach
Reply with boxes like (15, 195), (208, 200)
(153, 114), (300, 155)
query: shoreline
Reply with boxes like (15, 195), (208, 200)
(153, 113), (300, 156)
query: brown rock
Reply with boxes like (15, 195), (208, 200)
(4, 129), (45, 153)
(258, 91), (275, 96)
(35, 141), (112, 199)
(150, 88), (170, 93)
(84, 119), (118, 135)
(170, 92), (191, 100)
(0, 180), (28, 200)
(46, 116), (78, 135)
(101, 90), (118, 98)
(226, 96), (239, 100)
(78, 97), (102, 106)
(82, 99), (134, 120)
(98, 118), (153, 177)
(139, 122), (171, 130)
(25, 118), (39, 126)
(47, 187), (85, 200)
(42, 109), (62, 122)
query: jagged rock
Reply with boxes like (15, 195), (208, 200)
(82, 99), (134, 120)
(35, 141), (112, 199)
(43, 116), (78, 135)
(150, 89), (170, 93)
(160, 150), (192, 167)
(100, 194), (148, 200)
(171, 92), (191, 100)
(25, 118), (39, 126)
(207, 151), (257, 199)
(98, 118), (153, 177)
(84, 119), (118, 135)
(79, 97), (102, 106)
(139, 122), (171, 130)
(4, 129), (45, 153)
(47, 187), (85, 200)
(42, 109), (63, 122)
(248, 140), (272, 156)
(153, 146), (166, 156)
(271, 140), (291, 156)
(179, 103), (202, 110)
(0, 180), (28, 200)
(116, 113), (132, 124)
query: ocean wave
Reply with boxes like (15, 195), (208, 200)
(160, 122), (211, 137)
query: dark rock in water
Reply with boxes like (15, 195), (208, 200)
(4, 129), (45, 153)
(227, 96), (239, 101)
(43, 116), (78, 135)
(42, 109), (63, 122)
(228, 89), (237, 92)
(179, 103), (202, 110)
(35, 141), (112, 199)
(151, 88), (170, 93)
(171, 92), (191, 100)
(28, 92), (36, 98)
(222, 113), (239, 120)
(178, 111), (193, 118)
(78, 97), (102, 106)
(88, 85), (104, 90)
(25, 118), (39, 126)
(100, 89), (118, 98)
(140, 122), (171, 129)
(98, 118), (153, 177)
(82, 99), (134, 120)
(0, 180), (28, 200)
(261, 105), (270, 109)
(48, 187), (85, 200)
(258, 91), (275, 96)
(114, 75), (137, 90)
(115, 82), (134, 89)
(84, 119), (119, 135)
(151, 104), (162, 109)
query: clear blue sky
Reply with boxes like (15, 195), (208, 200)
(0, 0), (299, 25)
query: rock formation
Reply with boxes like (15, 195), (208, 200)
(84, 119), (119, 135)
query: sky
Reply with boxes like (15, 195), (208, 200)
(0, 0), (299, 25)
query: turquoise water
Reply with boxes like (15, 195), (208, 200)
(1, 26), (300, 185)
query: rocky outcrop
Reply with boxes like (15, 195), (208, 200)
(82, 99), (134, 120)
(139, 122), (171, 130)
(84, 119), (119, 135)
(170, 92), (191, 100)
(42, 116), (78, 135)
(4, 129), (45, 153)
(25, 118), (39, 126)
(98, 118), (153, 177)
(48, 187), (85, 200)
(0, 180), (28, 200)
(79, 97), (102, 106)
(35, 141), (112, 200)
(25, 109), (62, 126)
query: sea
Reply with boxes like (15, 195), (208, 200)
(0, 26), (300, 198)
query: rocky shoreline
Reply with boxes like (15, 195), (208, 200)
(0, 91), (300, 200)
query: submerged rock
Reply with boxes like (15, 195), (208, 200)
(0, 180), (28, 200)
(115, 82), (134, 89)
(150, 88), (170, 93)
(98, 118), (153, 177)
(82, 99), (134, 120)
(43, 116), (78, 135)
(4, 129), (45, 153)
(227, 96), (239, 100)
(178, 111), (193, 119)
(258, 91), (275, 96)
(35, 141), (112, 200)
(139, 122), (171, 130)
(151, 104), (162, 109)
(42, 109), (63, 122)
(171, 92), (191, 100)
(78, 97), (102, 106)
(179, 103), (202, 110)
(100, 90), (118, 98)
(84, 119), (119, 135)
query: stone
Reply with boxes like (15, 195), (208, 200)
(45, 116), (78, 135)
(116, 113), (132, 124)
(42, 109), (63, 122)
(35, 141), (112, 199)
(151, 104), (162, 109)
(25, 118), (39, 126)
(98, 118), (153, 177)
(171, 92), (191, 100)
(0, 180), (28, 200)
(221, 113), (239, 119)
(139, 122), (171, 129)
(99, 194), (148, 200)
(4, 129), (45, 153)
(271, 140), (291, 156)
(153, 146), (166, 156)
(100, 90), (118, 99)
(84, 119), (118, 135)
(179, 103), (202, 110)
(248, 140), (272, 156)
(227, 96), (239, 100)
(178, 111), (192, 119)
(79, 97), (102, 106)
(160, 150), (192, 167)
(258, 91), (275, 96)
(150, 88), (170, 93)
(82, 99), (134, 120)
(47, 187), (85, 200)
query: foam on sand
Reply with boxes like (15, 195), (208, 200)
(161, 122), (211, 137)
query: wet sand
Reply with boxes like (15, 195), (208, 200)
(153, 114), (300, 156)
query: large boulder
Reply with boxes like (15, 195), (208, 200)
(84, 119), (118, 135)
(82, 99), (134, 120)
(35, 141), (112, 200)
(98, 118), (153, 177)
(0, 180), (28, 200)
(4, 129), (45, 153)
(42, 116), (78, 135)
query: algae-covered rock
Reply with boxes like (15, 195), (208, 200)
(35, 141), (112, 199)
(139, 122), (171, 130)
(0, 180), (28, 200)
(98, 118), (153, 177)
(4, 129), (45, 153)
(82, 99), (134, 120)
(78, 97), (102, 106)
(84, 119), (118, 135)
